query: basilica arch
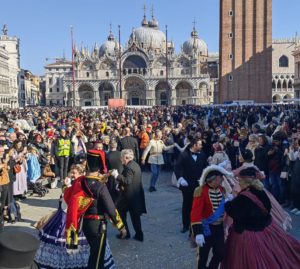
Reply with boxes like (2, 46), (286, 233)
(99, 82), (114, 106)
(122, 55), (148, 76)
(124, 76), (147, 105)
(78, 84), (94, 106)
(155, 81), (171, 105)
(283, 94), (292, 102)
(175, 81), (193, 105)
(272, 94), (281, 103)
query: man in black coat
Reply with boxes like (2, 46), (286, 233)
(119, 128), (139, 161)
(112, 149), (147, 241)
(106, 140), (123, 202)
(175, 137), (208, 233)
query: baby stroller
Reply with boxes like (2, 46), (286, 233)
(27, 181), (49, 197)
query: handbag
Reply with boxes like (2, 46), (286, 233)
(13, 164), (21, 174)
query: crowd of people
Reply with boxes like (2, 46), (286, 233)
(0, 104), (300, 268)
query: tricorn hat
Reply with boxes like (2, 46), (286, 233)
(0, 230), (40, 269)
(199, 164), (233, 186)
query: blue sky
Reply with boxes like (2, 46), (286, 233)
(1, 0), (299, 75)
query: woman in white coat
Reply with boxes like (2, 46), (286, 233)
(141, 129), (175, 192)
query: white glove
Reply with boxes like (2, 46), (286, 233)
(177, 177), (189, 188)
(195, 234), (205, 247)
(225, 193), (234, 202)
(111, 169), (119, 178)
(64, 177), (71, 187)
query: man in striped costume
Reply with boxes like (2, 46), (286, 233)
(190, 165), (232, 269)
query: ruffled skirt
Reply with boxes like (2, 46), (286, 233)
(221, 221), (300, 269)
(35, 208), (115, 269)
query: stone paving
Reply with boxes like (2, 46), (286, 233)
(4, 171), (300, 269)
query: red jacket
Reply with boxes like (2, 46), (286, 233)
(190, 184), (225, 235)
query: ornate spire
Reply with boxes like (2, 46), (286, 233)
(108, 23), (115, 41)
(191, 19), (199, 38)
(149, 5), (158, 28)
(141, 4), (148, 26)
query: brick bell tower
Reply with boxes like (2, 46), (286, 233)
(219, 0), (272, 103)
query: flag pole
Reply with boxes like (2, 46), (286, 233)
(118, 25), (122, 99)
(71, 26), (76, 107)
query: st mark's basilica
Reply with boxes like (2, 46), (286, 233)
(61, 11), (217, 107)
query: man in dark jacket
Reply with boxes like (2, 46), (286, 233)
(106, 140), (123, 202)
(112, 149), (147, 241)
(175, 137), (208, 233)
(119, 128), (139, 161)
(267, 133), (286, 202)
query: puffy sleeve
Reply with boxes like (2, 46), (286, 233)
(190, 187), (204, 236)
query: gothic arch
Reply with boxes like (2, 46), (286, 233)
(155, 81), (171, 105)
(78, 83), (94, 106)
(99, 81), (114, 106)
(277, 80), (281, 90)
(272, 94), (281, 103)
(279, 55), (289, 68)
(176, 81), (193, 105)
(283, 94), (292, 101)
(282, 80), (287, 90)
(124, 76), (147, 105)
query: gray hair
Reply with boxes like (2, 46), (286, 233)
(109, 140), (118, 149)
(121, 149), (134, 161)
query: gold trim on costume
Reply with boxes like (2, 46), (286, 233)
(78, 196), (93, 211)
(95, 231), (105, 269)
(115, 209), (124, 230)
(86, 175), (108, 183)
(66, 224), (78, 246)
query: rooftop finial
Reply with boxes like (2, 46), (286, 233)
(141, 4), (148, 26)
(151, 5), (154, 19)
(191, 19), (198, 38)
(143, 4), (146, 17)
(2, 24), (8, 35)
(108, 23), (115, 41)
(193, 19), (196, 31)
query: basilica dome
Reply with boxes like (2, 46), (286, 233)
(183, 28), (208, 56)
(129, 15), (166, 52)
(99, 31), (120, 57)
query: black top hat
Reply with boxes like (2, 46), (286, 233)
(86, 150), (104, 173)
(0, 231), (40, 269)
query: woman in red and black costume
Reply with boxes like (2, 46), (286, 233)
(222, 167), (300, 269)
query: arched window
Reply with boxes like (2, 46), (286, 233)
(282, 80), (287, 90)
(272, 80), (276, 89)
(279, 55), (289, 67)
(277, 80), (281, 89)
